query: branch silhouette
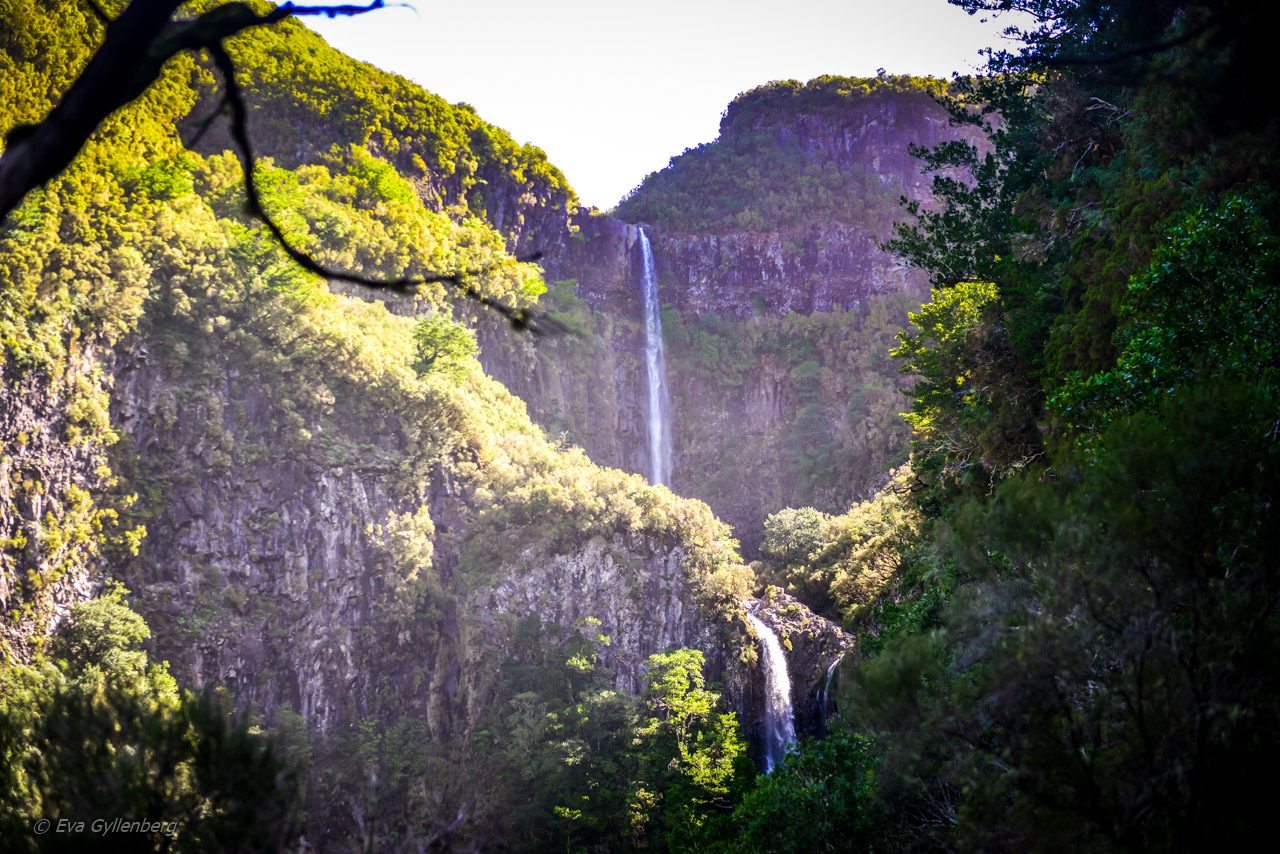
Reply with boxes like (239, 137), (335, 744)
(0, 0), (566, 334)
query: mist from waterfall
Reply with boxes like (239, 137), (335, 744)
(638, 227), (672, 486)
(747, 613), (797, 772)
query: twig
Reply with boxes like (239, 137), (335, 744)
(81, 0), (111, 25)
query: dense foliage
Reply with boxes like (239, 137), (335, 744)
(9, 0), (1277, 849)
(196, 0), (574, 216)
(0, 585), (300, 852)
(751, 0), (1280, 849)
(757, 467), (922, 625)
(484, 630), (753, 851)
(663, 293), (915, 553)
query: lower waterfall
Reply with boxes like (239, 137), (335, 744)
(820, 654), (844, 733)
(747, 613), (797, 772)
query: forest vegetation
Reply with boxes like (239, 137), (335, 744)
(1, 2), (751, 848)
(748, 0), (1280, 848)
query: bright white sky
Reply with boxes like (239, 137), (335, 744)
(303, 0), (1021, 209)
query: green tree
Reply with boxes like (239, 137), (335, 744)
(891, 281), (1040, 506)
(762, 507), (829, 568)
(634, 649), (751, 850)
(0, 588), (300, 852)
(412, 313), (478, 376)
(50, 582), (152, 687)
(830, 1), (1280, 850)
(730, 734), (879, 853)
(1055, 192), (1280, 426)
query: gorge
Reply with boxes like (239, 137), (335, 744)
(483, 74), (983, 554)
(9, 0), (1268, 850)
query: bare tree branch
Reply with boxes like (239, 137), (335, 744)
(0, 0), (186, 218)
(0, 1), (390, 221)
(208, 42), (556, 331)
(81, 0), (113, 25)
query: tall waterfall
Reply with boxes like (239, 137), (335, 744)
(747, 613), (797, 772)
(638, 227), (672, 486)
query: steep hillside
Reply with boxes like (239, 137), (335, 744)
(0, 3), (846, 849)
(193, 0), (578, 250)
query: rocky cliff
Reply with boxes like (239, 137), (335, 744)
(649, 222), (917, 316)
(619, 75), (982, 313)
(0, 354), (123, 659)
(110, 310), (745, 730)
(744, 587), (852, 751)
(97, 265), (849, 842)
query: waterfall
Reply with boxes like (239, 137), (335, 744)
(638, 227), (672, 486)
(820, 654), (844, 733)
(747, 613), (796, 772)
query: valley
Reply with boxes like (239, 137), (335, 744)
(2, 1), (1277, 851)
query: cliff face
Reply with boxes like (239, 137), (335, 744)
(651, 222), (917, 316)
(111, 328), (741, 732)
(483, 538), (738, 696)
(638, 84), (974, 315)
(81, 220), (846, 834)
(476, 216), (650, 482)
(0, 356), (120, 659)
(753, 588), (852, 737)
(111, 345), (422, 735)
(91, 276), (795, 844)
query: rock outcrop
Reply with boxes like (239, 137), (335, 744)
(650, 222), (918, 317)
(481, 536), (745, 699)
